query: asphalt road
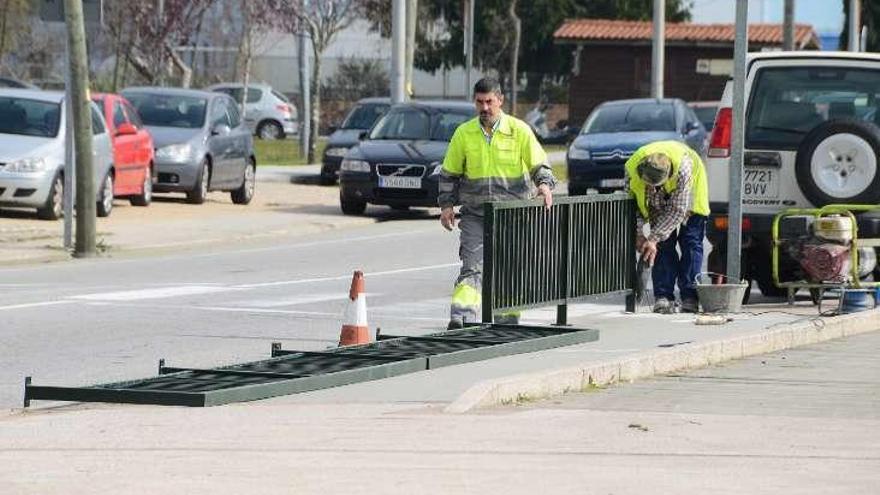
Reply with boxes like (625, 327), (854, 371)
(0, 218), (465, 409)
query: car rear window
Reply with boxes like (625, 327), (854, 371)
(746, 66), (880, 150)
(691, 106), (717, 131)
(342, 103), (389, 130)
(0, 97), (60, 137)
(583, 103), (676, 133)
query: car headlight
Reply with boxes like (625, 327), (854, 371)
(324, 147), (348, 158)
(5, 157), (48, 173)
(568, 148), (591, 160)
(340, 159), (370, 173)
(155, 144), (193, 162)
(429, 161), (442, 177)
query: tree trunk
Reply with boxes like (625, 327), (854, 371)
(167, 43), (192, 88)
(111, 6), (124, 92)
(239, 1), (252, 119)
(0, 1), (10, 64)
(310, 42), (322, 164)
(126, 49), (157, 83)
(508, 0), (520, 116)
(241, 32), (252, 119)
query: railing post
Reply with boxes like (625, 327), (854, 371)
(556, 202), (571, 326)
(625, 199), (637, 312)
(482, 202), (495, 324)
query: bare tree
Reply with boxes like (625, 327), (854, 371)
(269, 0), (358, 163)
(103, 0), (216, 87)
(0, 0), (31, 76)
(508, 0), (520, 115)
(236, 0), (277, 118)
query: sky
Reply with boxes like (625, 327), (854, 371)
(690, 0), (845, 35)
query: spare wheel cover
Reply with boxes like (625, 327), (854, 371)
(810, 132), (876, 199)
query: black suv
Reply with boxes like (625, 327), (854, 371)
(320, 97), (389, 185)
(338, 100), (474, 215)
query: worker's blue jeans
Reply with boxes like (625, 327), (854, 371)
(652, 215), (707, 303)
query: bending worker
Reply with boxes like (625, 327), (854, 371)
(624, 140), (710, 314)
(439, 77), (556, 329)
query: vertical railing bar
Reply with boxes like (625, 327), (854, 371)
(482, 202), (495, 323)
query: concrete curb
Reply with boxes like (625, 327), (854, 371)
(444, 309), (880, 413)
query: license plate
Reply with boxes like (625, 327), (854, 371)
(379, 176), (422, 189)
(743, 168), (779, 198)
(600, 178), (626, 188)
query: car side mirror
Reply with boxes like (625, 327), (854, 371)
(327, 124), (338, 134)
(212, 124), (231, 136)
(685, 121), (700, 134)
(116, 123), (137, 136)
(358, 131), (369, 140)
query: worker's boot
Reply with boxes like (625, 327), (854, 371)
(680, 298), (699, 313)
(652, 297), (674, 314)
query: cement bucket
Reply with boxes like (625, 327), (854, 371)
(696, 273), (748, 314)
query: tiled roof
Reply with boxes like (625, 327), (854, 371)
(554, 19), (820, 48)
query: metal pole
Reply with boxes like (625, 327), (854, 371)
(465, 0), (474, 96)
(390, 0), (406, 103)
(156, 0), (164, 85)
(849, 0), (860, 52)
(782, 0), (795, 51)
(727, 0), (749, 283)
(63, 32), (75, 249)
(861, 25), (868, 52)
(651, 0), (665, 99)
(64, 0), (96, 257)
(405, 0), (417, 100)
(298, 24), (310, 161)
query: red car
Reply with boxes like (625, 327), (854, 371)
(91, 93), (155, 206)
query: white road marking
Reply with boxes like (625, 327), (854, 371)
(235, 263), (459, 289)
(0, 300), (75, 311)
(237, 293), (376, 308)
(70, 285), (238, 302)
(83, 302), (447, 323)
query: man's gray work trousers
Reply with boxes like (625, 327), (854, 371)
(449, 213), (518, 325)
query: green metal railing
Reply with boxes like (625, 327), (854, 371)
(483, 194), (637, 325)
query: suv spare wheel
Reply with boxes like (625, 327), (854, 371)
(795, 118), (880, 205)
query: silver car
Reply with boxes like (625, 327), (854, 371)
(121, 87), (256, 205)
(0, 89), (114, 220)
(206, 82), (298, 140)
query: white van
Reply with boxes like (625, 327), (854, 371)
(705, 51), (880, 296)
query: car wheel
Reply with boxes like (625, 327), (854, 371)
(340, 191), (366, 216)
(36, 173), (63, 220)
(257, 120), (284, 140)
(96, 173), (114, 217)
(130, 167), (153, 207)
(187, 159), (210, 204)
(231, 159), (256, 205)
(796, 119), (880, 205)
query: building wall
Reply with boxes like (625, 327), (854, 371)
(568, 44), (732, 126)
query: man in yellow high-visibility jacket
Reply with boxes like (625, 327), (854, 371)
(439, 77), (556, 329)
(624, 140), (710, 314)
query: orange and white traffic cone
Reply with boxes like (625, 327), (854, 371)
(339, 270), (371, 346)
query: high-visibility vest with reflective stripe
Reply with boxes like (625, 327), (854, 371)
(624, 141), (710, 219)
(441, 114), (547, 211)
